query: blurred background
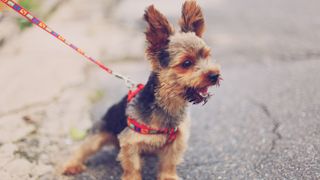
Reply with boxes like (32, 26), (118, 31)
(0, 0), (319, 179)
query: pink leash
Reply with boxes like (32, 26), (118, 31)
(1, 0), (137, 89)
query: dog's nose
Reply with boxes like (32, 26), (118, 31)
(208, 73), (220, 84)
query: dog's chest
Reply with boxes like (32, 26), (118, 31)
(118, 127), (168, 152)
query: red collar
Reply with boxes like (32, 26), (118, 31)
(127, 84), (178, 143)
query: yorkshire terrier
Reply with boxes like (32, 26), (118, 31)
(62, 1), (221, 179)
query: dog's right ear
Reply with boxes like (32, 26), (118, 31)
(144, 5), (174, 69)
(179, 0), (205, 37)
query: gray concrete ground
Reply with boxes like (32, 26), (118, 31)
(0, 0), (320, 179)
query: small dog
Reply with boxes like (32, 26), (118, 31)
(62, 1), (221, 179)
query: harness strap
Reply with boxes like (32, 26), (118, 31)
(127, 84), (145, 102)
(127, 85), (178, 144)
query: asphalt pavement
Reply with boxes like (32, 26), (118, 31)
(1, 0), (319, 179)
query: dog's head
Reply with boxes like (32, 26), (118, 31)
(144, 0), (221, 105)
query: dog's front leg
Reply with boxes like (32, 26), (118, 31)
(118, 144), (142, 180)
(157, 134), (187, 180)
(157, 117), (190, 180)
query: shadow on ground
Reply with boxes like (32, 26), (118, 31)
(73, 149), (159, 180)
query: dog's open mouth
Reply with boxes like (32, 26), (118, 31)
(185, 86), (212, 105)
(185, 77), (221, 105)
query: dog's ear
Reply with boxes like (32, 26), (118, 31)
(144, 5), (174, 68)
(179, 0), (205, 37)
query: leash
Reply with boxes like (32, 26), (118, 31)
(0, 0), (137, 89)
(1, 0), (179, 143)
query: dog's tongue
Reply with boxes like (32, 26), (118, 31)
(199, 87), (209, 96)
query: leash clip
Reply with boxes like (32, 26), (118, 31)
(124, 77), (137, 90)
(111, 72), (137, 90)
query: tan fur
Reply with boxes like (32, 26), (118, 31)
(118, 144), (142, 180)
(199, 47), (211, 59)
(62, 132), (117, 175)
(169, 32), (207, 63)
(157, 117), (190, 180)
(180, 0), (205, 37)
(155, 75), (187, 115)
(118, 117), (190, 180)
(161, 32), (221, 90)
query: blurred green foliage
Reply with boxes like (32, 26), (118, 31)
(17, 0), (39, 30)
(88, 89), (105, 104)
(70, 128), (87, 141)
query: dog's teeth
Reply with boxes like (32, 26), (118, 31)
(199, 92), (208, 98)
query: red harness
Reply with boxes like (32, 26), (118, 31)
(127, 84), (178, 143)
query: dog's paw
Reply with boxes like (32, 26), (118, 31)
(158, 174), (180, 180)
(122, 173), (142, 180)
(62, 161), (86, 175)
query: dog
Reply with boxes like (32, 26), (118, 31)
(62, 1), (221, 179)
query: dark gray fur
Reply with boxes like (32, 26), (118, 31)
(158, 48), (170, 68)
(94, 72), (186, 135)
(135, 72), (158, 123)
(92, 95), (128, 135)
(128, 72), (186, 128)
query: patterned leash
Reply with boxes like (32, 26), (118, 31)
(0, 0), (137, 89)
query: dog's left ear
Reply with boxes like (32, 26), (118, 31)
(179, 0), (205, 37)
(144, 5), (174, 68)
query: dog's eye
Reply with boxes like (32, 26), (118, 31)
(181, 60), (193, 68)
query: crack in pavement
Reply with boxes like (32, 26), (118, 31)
(43, 0), (69, 21)
(0, 82), (83, 119)
(277, 51), (320, 62)
(249, 99), (283, 177)
(0, 38), (5, 48)
(257, 102), (282, 151)
(250, 99), (282, 151)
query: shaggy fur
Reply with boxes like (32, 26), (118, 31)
(62, 1), (221, 179)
